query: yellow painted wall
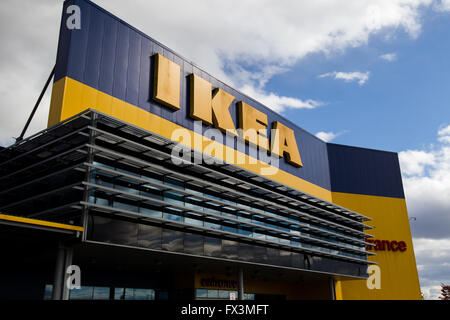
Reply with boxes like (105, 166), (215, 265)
(332, 192), (421, 300)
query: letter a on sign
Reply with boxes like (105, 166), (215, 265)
(271, 121), (303, 167)
(366, 265), (381, 290)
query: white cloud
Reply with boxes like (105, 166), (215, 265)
(380, 52), (398, 61)
(438, 124), (450, 143)
(318, 71), (370, 85)
(227, 63), (323, 112)
(398, 150), (436, 176)
(100, 0), (432, 70)
(240, 84), (323, 113)
(412, 238), (450, 299)
(399, 124), (450, 299)
(315, 131), (343, 142)
(435, 0), (450, 11)
(421, 285), (442, 300)
(0, 0), (60, 146)
(399, 124), (450, 239)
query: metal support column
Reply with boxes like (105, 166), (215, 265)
(81, 113), (97, 241)
(52, 245), (73, 300)
(238, 267), (244, 300)
(62, 248), (74, 300)
(52, 246), (65, 300)
(329, 277), (336, 300)
(17, 65), (55, 142)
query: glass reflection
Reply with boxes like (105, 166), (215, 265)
(91, 161), (368, 262)
(114, 288), (155, 300)
(93, 287), (110, 300)
(195, 289), (253, 300)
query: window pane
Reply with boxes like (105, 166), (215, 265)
(115, 181), (139, 195)
(244, 293), (255, 300)
(141, 186), (162, 199)
(207, 290), (219, 298)
(221, 239), (238, 260)
(222, 224), (237, 234)
(95, 197), (109, 206)
(204, 218), (222, 230)
(205, 207), (222, 216)
(238, 228), (252, 237)
(114, 288), (127, 300)
(113, 200), (138, 212)
(93, 287), (110, 300)
(204, 237), (221, 257)
(140, 207), (162, 218)
(134, 289), (155, 300)
(238, 213), (252, 224)
(239, 243), (254, 262)
(266, 233), (279, 243)
(253, 231), (266, 240)
(138, 224), (162, 250)
(70, 286), (93, 300)
(164, 191), (185, 208)
(162, 229), (183, 252)
(196, 289), (207, 298)
(185, 233), (204, 255)
(163, 212), (183, 222)
(94, 174), (114, 188)
(184, 213), (204, 227)
(43, 284), (53, 300)
(91, 218), (138, 246)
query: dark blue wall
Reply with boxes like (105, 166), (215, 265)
(327, 144), (405, 198)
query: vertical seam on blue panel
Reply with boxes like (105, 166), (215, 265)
(112, 23), (120, 99)
(124, 28), (130, 104)
(137, 35), (143, 109)
(325, 144), (333, 193)
(82, 4), (92, 84)
(55, 1), (70, 81)
(128, 32), (141, 106)
(98, 13), (106, 91)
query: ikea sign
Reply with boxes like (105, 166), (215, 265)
(152, 54), (303, 168)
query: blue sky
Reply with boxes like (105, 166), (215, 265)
(0, 0), (449, 300)
(263, 9), (450, 152)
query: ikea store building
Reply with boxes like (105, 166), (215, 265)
(0, 0), (421, 300)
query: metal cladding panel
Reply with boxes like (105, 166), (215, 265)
(54, 3), (71, 81)
(53, 0), (405, 199)
(327, 143), (405, 198)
